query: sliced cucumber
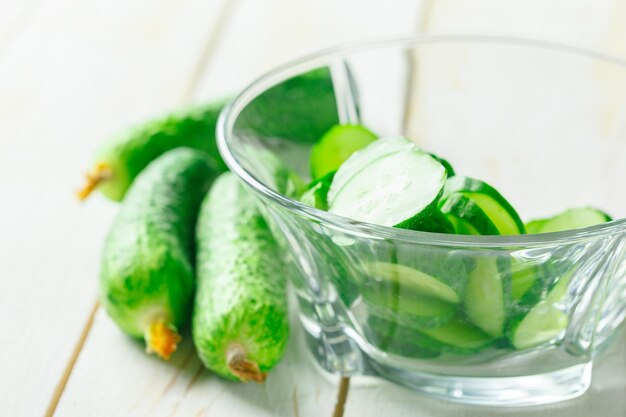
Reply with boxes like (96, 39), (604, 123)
(404, 319), (495, 355)
(310, 124), (377, 180)
(367, 262), (460, 304)
(510, 274), (571, 349)
(328, 137), (446, 229)
(510, 263), (537, 301)
(328, 136), (420, 204)
(525, 207), (612, 234)
(463, 257), (510, 337)
(428, 153), (455, 177)
(367, 317), (441, 358)
(443, 176), (525, 235)
(300, 171), (335, 210)
(439, 192), (500, 235)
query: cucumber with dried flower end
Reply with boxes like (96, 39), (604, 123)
(77, 101), (228, 201)
(443, 176), (525, 235)
(193, 173), (288, 382)
(100, 148), (217, 360)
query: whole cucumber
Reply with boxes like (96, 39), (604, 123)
(192, 173), (289, 382)
(100, 148), (217, 359)
(77, 69), (338, 202)
(78, 102), (227, 201)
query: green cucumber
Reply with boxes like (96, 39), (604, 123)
(237, 68), (339, 143)
(428, 153), (455, 177)
(525, 207), (612, 234)
(463, 257), (511, 337)
(328, 137), (447, 229)
(79, 69), (336, 202)
(192, 173), (289, 382)
(443, 176), (525, 235)
(439, 192), (500, 235)
(367, 262), (460, 304)
(367, 316), (441, 358)
(300, 171), (335, 210)
(78, 101), (228, 201)
(99, 148), (217, 360)
(510, 273), (571, 349)
(310, 124), (377, 180)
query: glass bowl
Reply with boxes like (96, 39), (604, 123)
(217, 35), (626, 406)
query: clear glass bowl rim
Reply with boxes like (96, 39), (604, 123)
(217, 34), (626, 247)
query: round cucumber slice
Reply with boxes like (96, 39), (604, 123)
(443, 176), (525, 235)
(328, 136), (420, 203)
(439, 192), (500, 235)
(414, 319), (494, 354)
(463, 257), (509, 337)
(524, 207), (611, 234)
(310, 124), (377, 179)
(368, 262), (460, 304)
(367, 317), (442, 358)
(328, 137), (446, 228)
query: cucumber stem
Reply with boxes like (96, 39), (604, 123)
(76, 162), (112, 201)
(145, 320), (181, 360)
(226, 344), (267, 383)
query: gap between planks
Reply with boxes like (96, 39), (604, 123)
(40, 1), (239, 415)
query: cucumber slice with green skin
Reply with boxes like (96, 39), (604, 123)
(463, 257), (511, 337)
(525, 207), (612, 234)
(328, 137), (447, 229)
(367, 262), (460, 304)
(510, 273), (571, 349)
(310, 124), (377, 180)
(100, 148), (218, 360)
(439, 192), (500, 235)
(367, 316), (441, 358)
(193, 173), (289, 383)
(443, 176), (525, 235)
(428, 153), (455, 177)
(328, 136), (418, 203)
(511, 263), (538, 301)
(299, 171), (335, 210)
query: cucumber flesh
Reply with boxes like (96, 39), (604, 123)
(416, 320), (494, 354)
(439, 192), (500, 235)
(463, 258), (507, 337)
(310, 124), (377, 179)
(329, 137), (446, 228)
(525, 207), (611, 234)
(299, 171), (335, 210)
(368, 262), (460, 304)
(511, 274), (571, 349)
(443, 176), (525, 235)
(328, 136), (417, 202)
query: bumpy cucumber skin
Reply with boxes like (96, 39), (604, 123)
(100, 148), (217, 338)
(96, 102), (228, 201)
(238, 68), (339, 144)
(192, 173), (289, 380)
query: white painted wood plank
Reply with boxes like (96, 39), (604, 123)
(192, 0), (427, 100)
(55, 2), (424, 416)
(0, 1), (228, 416)
(55, 303), (337, 417)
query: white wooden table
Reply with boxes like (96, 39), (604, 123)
(1, 1), (625, 416)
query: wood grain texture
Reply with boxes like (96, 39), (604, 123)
(0, 1), (228, 416)
(53, 1), (424, 416)
(55, 304), (339, 417)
